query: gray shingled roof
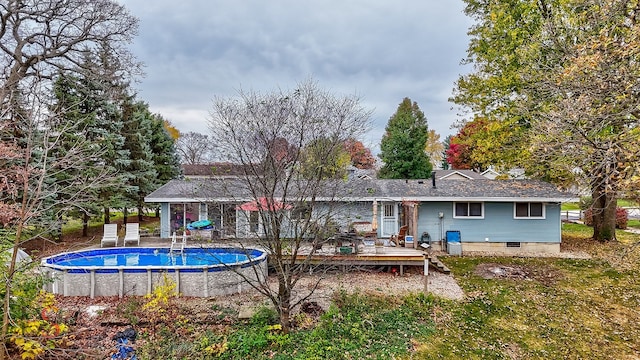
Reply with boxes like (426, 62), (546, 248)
(146, 178), (576, 203)
(434, 169), (488, 180)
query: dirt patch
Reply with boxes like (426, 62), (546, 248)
(475, 263), (529, 280)
(474, 263), (563, 286)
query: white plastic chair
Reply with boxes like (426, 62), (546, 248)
(100, 224), (118, 247)
(123, 223), (140, 246)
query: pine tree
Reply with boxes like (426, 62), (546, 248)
(146, 113), (181, 220)
(149, 113), (181, 183)
(378, 98), (432, 179)
(51, 69), (131, 232)
(121, 101), (157, 223)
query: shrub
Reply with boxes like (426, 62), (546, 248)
(579, 196), (594, 210)
(583, 207), (628, 229)
(9, 291), (70, 359)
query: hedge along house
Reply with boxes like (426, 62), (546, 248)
(144, 172), (576, 255)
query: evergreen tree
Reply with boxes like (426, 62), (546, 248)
(146, 113), (181, 220)
(149, 113), (181, 184)
(50, 74), (99, 239)
(51, 69), (131, 231)
(378, 98), (432, 179)
(121, 101), (157, 223)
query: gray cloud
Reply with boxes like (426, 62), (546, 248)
(120, 0), (472, 155)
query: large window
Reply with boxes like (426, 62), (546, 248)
(514, 202), (545, 219)
(454, 202), (484, 218)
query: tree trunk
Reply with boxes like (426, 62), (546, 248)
(278, 280), (291, 334)
(123, 208), (128, 225)
(53, 212), (63, 242)
(82, 212), (89, 237)
(138, 206), (144, 222)
(591, 184), (617, 241)
(155, 207), (160, 218)
(104, 208), (110, 224)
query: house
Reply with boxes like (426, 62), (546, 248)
(480, 167), (502, 180)
(144, 177), (576, 255)
(435, 169), (488, 180)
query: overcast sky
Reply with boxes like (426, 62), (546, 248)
(118, 1), (473, 155)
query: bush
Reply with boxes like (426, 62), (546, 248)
(583, 207), (628, 229)
(579, 196), (594, 210)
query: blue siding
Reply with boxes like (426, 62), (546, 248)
(160, 203), (170, 238)
(234, 201), (375, 239)
(418, 202), (561, 244)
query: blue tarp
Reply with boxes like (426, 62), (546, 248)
(186, 220), (213, 230)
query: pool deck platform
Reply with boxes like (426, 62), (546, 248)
(126, 237), (449, 275)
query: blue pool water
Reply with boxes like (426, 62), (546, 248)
(43, 247), (266, 270)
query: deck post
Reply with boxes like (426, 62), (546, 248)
(423, 255), (429, 293)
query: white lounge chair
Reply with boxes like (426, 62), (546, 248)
(123, 223), (140, 246)
(101, 224), (118, 247)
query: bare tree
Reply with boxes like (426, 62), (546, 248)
(209, 79), (371, 333)
(176, 131), (216, 164)
(0, 0), (140, 103)
(0, 0), (139, 357)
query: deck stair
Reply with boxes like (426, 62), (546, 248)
(427, 255), (450, 274)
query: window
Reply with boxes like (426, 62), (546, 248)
(514, 202), (545, 219)
(249, 211), (260, 233)
(383, 204), (395, 217)
(454, 202), (484, 218)
(291, 204), (312, 221)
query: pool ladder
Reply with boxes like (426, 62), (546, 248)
(170, 232), (187, 253)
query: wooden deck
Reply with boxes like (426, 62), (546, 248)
(129, 237), (448, 275)
(284, 244), (451, 275)
(292, 244), (424, 264)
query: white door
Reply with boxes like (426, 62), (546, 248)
(380, 202), (397, 237)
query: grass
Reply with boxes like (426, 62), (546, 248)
(561, 202), (581, 211)
(124, 222), (640, 359)
(414, 223), (640, 359)
(562, 199), (639, 211)
(61, 211), (160, 237)
(417, 257), (640, 359)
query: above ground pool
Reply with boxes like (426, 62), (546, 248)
(40, 247), (268, 298)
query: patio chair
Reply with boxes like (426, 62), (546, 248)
(391, 225), (408, 246)
(123, 223), (140, 246)
(101, 224), (118, 247)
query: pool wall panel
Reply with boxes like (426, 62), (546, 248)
(41, 248), (268, 298)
